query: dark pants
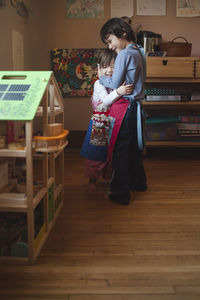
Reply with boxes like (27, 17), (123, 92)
(110, 104), (147, 204)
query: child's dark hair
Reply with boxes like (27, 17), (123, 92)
(100, 17), (135, 44)
(97, 48), (117, 68)
(121, 16), (132, 25)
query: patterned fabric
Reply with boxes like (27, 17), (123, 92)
(80, 119), (107, 162)
(90, 110), (111, 147)
(51, 48), (102, 97)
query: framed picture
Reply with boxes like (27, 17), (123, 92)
(111, 0), (133, 18)
(137, 0), (166, 16)
(66, 0), (104, 19)
(176, 0), (200, 17)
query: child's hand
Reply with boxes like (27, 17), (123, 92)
(117, 82), (133, 96)
(96, 102), (107, 112)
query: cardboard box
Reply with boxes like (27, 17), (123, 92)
(44, 123), (63, 137)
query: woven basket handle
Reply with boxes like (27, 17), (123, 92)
(171, 36), (189, 44)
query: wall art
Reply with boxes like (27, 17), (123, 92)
(137, 0), (166, 15)
(51, 48), (101, 97)
(176, 0), (200, 17)
(66, 0), (104, 19)
(111, 0), (133, 18)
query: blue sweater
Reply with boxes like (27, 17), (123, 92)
(99, 44), (145, 102)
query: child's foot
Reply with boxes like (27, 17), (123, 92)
(88, 179), (97, 191)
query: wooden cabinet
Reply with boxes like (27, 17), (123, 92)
(0, 71), (69, 264)
(143, 57), (200, 148)
(146, 56), (200, 78)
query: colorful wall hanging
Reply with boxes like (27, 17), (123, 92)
(66, 0), (104, 19)
(51, 48), (101, 97)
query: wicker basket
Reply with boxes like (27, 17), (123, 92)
(161, 36), (192, 57)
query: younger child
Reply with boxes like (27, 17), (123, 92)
(80, 48), (133, 191)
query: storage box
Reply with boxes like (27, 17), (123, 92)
(145, 117), (178, 141)
(43, 123), (63, 137)
(146, 57), (199, 78)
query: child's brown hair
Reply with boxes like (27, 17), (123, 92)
(97, 48), (117, 68)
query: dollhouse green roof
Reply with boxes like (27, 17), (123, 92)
(0, 71), (57, 121)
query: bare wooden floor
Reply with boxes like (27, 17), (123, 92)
(1, 149), (200, 300)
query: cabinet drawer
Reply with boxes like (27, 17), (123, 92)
(146, 57), (197, 78)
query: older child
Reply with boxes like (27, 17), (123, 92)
(80, 48), (133, 191)
(99, 17), (147, 205)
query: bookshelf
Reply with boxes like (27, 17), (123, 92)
(143, 57), (200, 148)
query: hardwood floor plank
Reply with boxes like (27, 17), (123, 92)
(175, 286), (200, 294)
(0, 286), (175, 296)
(69, 295), (200, 300)
(3, 296), (200, 300)
(0, 297), (68, 300)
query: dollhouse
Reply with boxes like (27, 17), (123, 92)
(0, 71), (69, 264)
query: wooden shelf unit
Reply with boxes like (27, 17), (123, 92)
(143, 56), (200, 148)
(0, 71), (68, 264)
(143, 100), (200, 110)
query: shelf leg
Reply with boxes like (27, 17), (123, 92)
(26, 121), (35, 264)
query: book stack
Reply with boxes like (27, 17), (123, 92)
(145, 88), (181, 101)
(177, 115), (200, 140)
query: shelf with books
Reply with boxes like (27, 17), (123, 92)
(143, 57), (200, 148)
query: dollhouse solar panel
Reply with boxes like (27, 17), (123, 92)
(8, 84), (31, 92)
(0, 84), (9, 91)
(2, 92), (26, 101)
(0, 71), (53, 121)
(0, 84), (31, 102)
